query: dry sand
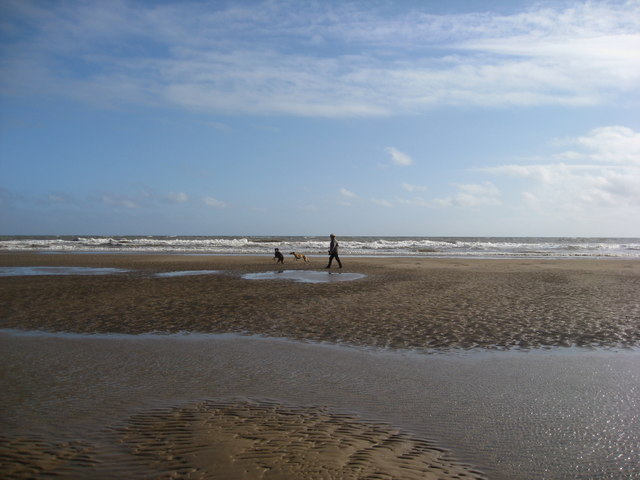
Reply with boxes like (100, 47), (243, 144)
(2, 252), (639, 479)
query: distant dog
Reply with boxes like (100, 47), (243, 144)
(274, 248), (284, 264)
(289, 252), (309, 262)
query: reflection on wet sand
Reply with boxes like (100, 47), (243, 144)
(242, 269), (367, 283)
(0, 266), (129, 276)
(2, 331), (639, 480)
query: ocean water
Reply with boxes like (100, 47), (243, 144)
(1, 235), (639, 258)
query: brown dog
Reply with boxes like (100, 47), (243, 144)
(289, 252), (309, 262)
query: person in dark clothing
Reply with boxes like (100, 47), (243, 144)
(326, 234), (342, 268)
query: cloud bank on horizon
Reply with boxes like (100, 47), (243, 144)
(1, 0), (639, 236)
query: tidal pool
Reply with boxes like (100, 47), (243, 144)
(155, 270), (221, 277)
(242, 269), (366, 283)
(0, 266), (129, 276)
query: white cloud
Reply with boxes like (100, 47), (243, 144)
(46, 194), (68, 204)
(4, 1), (638, 116)
(497, 164), (640, 209)
(556, 126), (640, 165)
(340, 187), (358, 198)
(101, 195), (138, 209)
(167, 192), (188, 203)
(401, 182), (426, 192)
(395, 196), (431, 207)
(433, 182), (501, 208)
(371, 198), (394, 208)
(483, 126), (640, 211)
(203, 196), (227, 208)
(385, 147), (413, 166)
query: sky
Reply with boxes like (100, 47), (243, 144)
(1, 0), (639, 237)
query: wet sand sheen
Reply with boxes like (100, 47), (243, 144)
(2, 332), (639, 479)
(1, 333), (488, 480)
(1, 401), (481, 480)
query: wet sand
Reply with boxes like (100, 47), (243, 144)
(2, 331), (639, 480)
(2, 253), (640, 479)
(1, 253), (639, 349)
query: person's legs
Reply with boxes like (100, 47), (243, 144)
(326, 254), (335, 268)
(335, 254), (342, 268)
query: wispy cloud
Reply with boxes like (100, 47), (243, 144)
(45, 194), (70, 204)
(101, 195), (138, 209)
(3, 1), (638, 117)
(401, 182), (426, 192)
(385, 147), (413, 166)
(167, 192), (188, 203)
(433, 182), (501, 208)
(340, 187), (358, 198)
(203, 196), (228, 208)
(371, 198), (394, 208)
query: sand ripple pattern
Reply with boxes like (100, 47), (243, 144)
(0, 436), (98, 479)
(0, 401), (484, 479)
(1, 254), (639, 350)
(119, 400), (485, 480)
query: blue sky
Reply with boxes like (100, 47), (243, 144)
(1, 0), (639, 236)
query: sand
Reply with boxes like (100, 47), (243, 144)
(119, 401), (483, 480)
(1, 253), (639, 349)
(0, 397), (484, 479)
(2, 252), (639, 479)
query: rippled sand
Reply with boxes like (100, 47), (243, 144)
(1, 253), (639, 350)
(121, 401), (483, 480)
(0, 401), (483, 479)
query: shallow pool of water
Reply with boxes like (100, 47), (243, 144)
(155, 270), (221, 277)
(242, 269), (366, 283)
(0, 266), (129, 276)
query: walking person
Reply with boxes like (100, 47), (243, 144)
(326, 234), (342, 268)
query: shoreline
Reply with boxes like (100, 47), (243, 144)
(3, 235), (638, 260)
(5, 249), (639, 260)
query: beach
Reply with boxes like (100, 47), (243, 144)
(2, 253), (639, 349)
(2, 253), (640, 479)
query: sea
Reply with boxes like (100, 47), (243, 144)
(1, 235), (640, 258)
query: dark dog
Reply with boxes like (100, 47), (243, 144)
(289, 252), (309, 262)
(274, 248), (284, 263)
